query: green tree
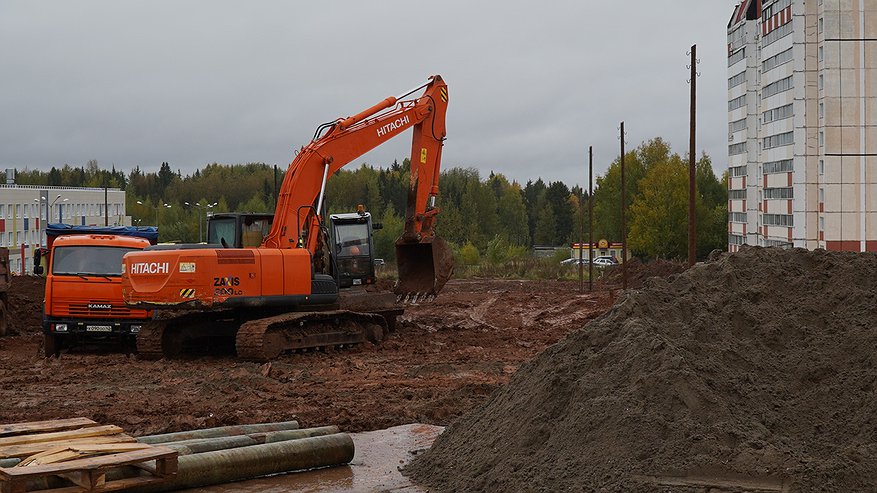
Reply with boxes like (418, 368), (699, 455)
(533, 201), (557, 245)
(628, 156), (691, 259)
(497, 184), (530, 246)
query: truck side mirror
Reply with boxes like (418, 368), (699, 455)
(33, 249), (41, 266)
(372, 223), (383, 230)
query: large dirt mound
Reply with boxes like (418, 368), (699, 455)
(7, 275), (44, 335)
(406, 247), (877, 492)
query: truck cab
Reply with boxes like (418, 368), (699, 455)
(40, 233), (154, 356)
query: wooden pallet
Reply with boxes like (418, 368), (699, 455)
(0, 418), (177, 493)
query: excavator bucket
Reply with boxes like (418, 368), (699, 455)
(394, 236), (454, 302)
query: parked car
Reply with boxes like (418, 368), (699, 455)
(561, 258), (589, 266)
(592, 256), (619, 267)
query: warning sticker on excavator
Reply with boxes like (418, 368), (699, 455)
(179, 288), (195, 299)
(420, 148), (428, 164)
(179, 262), (196, 273)
(440, 87), (448, 102)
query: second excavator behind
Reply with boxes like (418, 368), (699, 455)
(121, 75), (453, 361)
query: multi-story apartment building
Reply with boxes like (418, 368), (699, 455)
(0, 172), (129, 274)
(727, 0), (877, 252)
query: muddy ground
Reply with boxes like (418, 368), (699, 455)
(0, 274), (632, 435)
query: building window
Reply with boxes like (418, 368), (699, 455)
(818, 46), (824, 62)
(819, 131), (824, 147)
(728, 48), (746, 67)
(819, 217), (825, 231)
(763, 131), (794, 149)
(819, 188), (825, 202)
(728, 71), (747, 89)
(729, 189), (747, 200)
(763, 104), (794, 124)
(730, 212), (748, 223)
(819, 74), (823, 90)
(763, 213), (794, 227)
(764, 187), (794, 199)
(818, 17), (824, 34)
(763, 21), (793, 47)
(729, 165), (748, 177)
(729, 234), (745, 246)
(763, 159), (793, 174)
(762, 76), (794, 99)
(819, 102), (824, 119)
(729, 118), (748, 134)
(763, 48), (794, 73)
(819, 160), (824, 175)
(729, 94), (747, 111)
(729, 142), (748, 155)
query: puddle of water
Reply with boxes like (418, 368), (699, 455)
(178, 423), (442, 493)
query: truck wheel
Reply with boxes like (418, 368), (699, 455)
(0, 300), (7, 337)
(44, 334), (61, 358)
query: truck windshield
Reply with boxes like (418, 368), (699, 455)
(52, 246), (141, 277)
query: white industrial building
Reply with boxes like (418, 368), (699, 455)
(0, 170), (129, 275)
(727, 0), (877, 252)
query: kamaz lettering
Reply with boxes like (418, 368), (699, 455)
(130, 262), (169, 274)
(377, 115), (410, 137)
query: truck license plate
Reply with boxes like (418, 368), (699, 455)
(86, 325), (113, 332)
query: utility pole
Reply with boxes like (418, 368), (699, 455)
(620, 122), (627, 291)
(688, 44), (698, 267)
(588, 146), (594, 292)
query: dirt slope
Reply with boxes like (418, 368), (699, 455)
(0, 278), (612, 436)
(406, 247), (877, 492)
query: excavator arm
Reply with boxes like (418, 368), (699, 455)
(263, 75), (452, 298)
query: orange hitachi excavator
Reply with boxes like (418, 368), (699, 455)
(121, 75), (453, 361)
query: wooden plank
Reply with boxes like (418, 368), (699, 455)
(0, 435), (136, 459)
(29, 474), (168, 493)
(0, 425), (123, 448)
(20, 443), (153, 466)
(0, 419), (98, 438)
(0, 446), (177, 479)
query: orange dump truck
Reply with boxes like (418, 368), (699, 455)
(36, 225), (158, 356)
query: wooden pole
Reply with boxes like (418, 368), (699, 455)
(588, 146), (594, 292)
(688, 44), (697, 267)
(621, 122), (627, 290)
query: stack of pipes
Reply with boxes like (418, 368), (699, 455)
(5, 420), (355, 491)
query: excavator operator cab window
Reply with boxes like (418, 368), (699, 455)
(331, 218), (375, 286)
(241, 216), (272, 248)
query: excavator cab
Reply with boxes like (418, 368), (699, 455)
(328, 211), (378, 288)
(207, 213), (274, 248)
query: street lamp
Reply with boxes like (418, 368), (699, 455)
(137, 200), (171, 227)
(50, 195), (68, 223)
(184, 201), (217, 243)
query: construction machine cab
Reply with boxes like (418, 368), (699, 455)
(207, 213), (275, 248)
(329, 211), (379, 288)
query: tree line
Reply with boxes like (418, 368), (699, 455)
(5, 137), (728, 261)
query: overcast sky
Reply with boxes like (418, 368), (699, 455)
(0, 1), (739, 189)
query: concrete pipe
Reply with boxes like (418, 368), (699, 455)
(127, 433), (355, 492)
(137, 420), (299, 444)
(261, 426), (340, 443)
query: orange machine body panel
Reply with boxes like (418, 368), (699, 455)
(123, 247), (313, 308)
(44, 235), (152, 336)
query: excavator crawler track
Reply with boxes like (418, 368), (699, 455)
(236, 310), (388, 362)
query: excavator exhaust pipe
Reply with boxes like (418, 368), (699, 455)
(394, 236), (454, 303)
